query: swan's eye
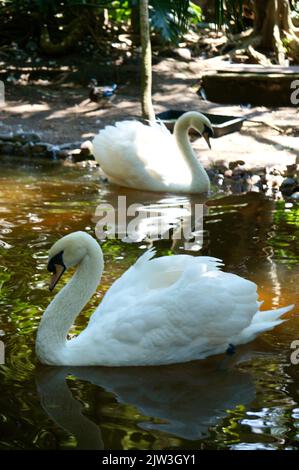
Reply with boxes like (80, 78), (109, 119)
(47, 251), (65, 273)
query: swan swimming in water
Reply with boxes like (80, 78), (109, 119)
(92, 111), (213, 194)
(36, 231), (293, 366)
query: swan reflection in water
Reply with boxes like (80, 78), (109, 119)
(36, 360), (255, 449)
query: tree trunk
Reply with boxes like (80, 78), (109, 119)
(140, 0), (155, 122)
(254, 0), (299, 64)
(226, 0), (299, 64)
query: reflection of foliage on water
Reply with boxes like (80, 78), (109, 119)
(205, 194), (298, 267)
(202, 404), (248, 449)
(236, 358), (298, 449)
(95, 393), (181, 450)
(205, 357), (299, 450)
(270, 200), (299, 265)
(221, 405), (247, 444)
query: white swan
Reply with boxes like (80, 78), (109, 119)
(92, 111), (213, 193)
(36, 231), (294, 366)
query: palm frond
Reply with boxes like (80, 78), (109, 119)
(149, 0), (192, 43)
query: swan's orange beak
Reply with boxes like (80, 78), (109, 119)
(49, 264), (65, 292)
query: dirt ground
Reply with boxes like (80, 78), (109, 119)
(0, 56), (298, 170)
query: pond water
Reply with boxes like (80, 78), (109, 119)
(0, 156), (298, 450)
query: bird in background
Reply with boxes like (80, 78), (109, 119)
(88, 78), (117, 106)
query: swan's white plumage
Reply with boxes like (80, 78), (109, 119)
(92, 112), (211, 193)
(93, 121), (188, 189)
(36, 232), (294, 366)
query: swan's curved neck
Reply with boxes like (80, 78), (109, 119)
(36, 238), (103, 364)
(174, 114), (210, 192)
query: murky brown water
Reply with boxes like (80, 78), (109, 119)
(0, 156), (298, 450)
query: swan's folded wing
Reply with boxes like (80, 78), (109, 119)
(166, 268), (259, 342)
(89, 250), (181, 321)
(92, 262), (259, 361)
(90, 253), (223, 323)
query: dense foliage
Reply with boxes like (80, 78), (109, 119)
(0, 1), (298, 60)
(0, 0), (202, 52)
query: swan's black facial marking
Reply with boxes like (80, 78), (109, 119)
(47, 251), (65, 274)
(226, 343), (236, 355)
(203, 124), (214, 138)
(202, 125), (213, 149)
(47, 251), (66, 292)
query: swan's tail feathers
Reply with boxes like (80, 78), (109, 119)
(253, 304), (294, 324)
(237, 304), (294, 344)
(135, 247), (157, 266)
(197, 256), (224, 271)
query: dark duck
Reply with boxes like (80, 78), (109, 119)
(88, 79), (117, 105)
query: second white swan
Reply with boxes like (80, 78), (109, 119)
(92, 111), (213, 193)
(36, 232), (293, 366)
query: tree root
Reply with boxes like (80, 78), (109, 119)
(247, 45), (272, 65)
(287, 35), (299, 63)
(220, 0), (299, 65)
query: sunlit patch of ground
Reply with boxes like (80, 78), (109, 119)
(0, 57), (298, 170)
